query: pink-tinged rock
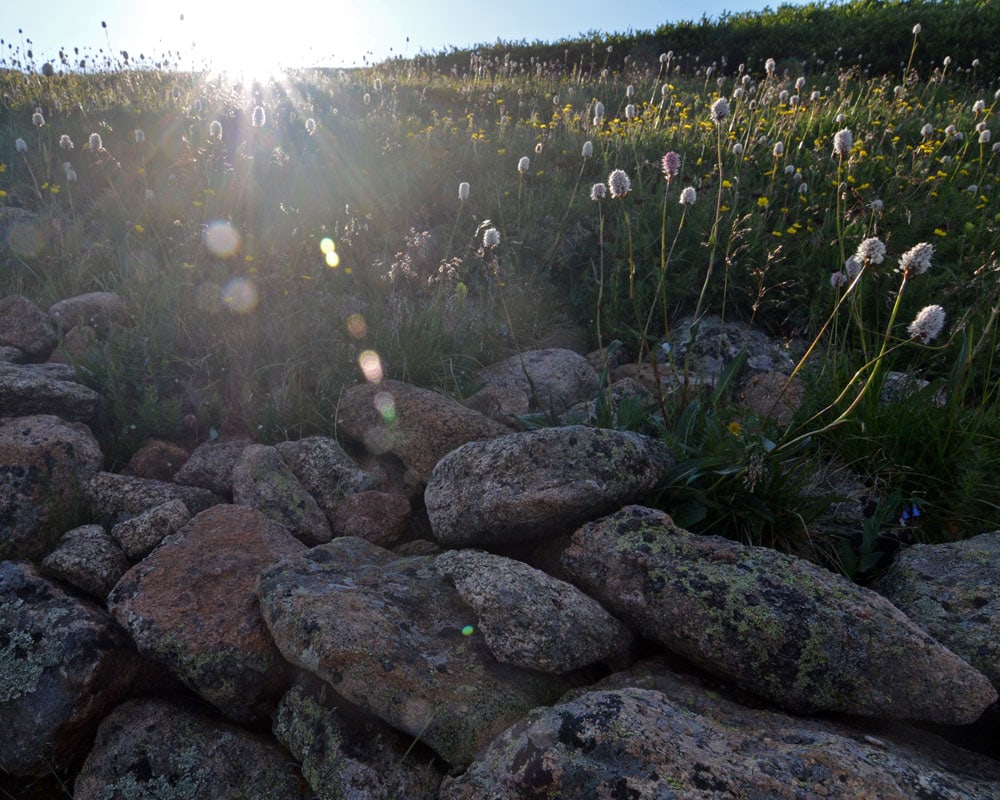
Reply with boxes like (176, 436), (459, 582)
(122, 437), (190, 481)
(0, 562), (144, 776)
(0, 295), (57, 360)
(561, 506), (997, 725)
(108, 505), (306, 722)
(0, 414), (103, 561)
(46, 291), (129, 337)
(41, 524), (129, 599)
(329, 490), (411, 547)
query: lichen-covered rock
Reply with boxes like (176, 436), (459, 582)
(561, 505), (997, 724)
(435, 549), (632, 673)
(0, 362), (101, 423)
(122, 437), (190, 481)
(0, 295), (57, 360)
(257, 536), (566, 766)
(0, 414), (103, 561)
(440, 664), (1000, 800)
(46, 291), (130, 337)
(0, 562), (143, 776)
(875, 531), (1000, 689)
(73, 698), (307, 800)
(232, 444), (333, 545)
(276, 435), (380, 524)
(668, 313), (798, 377)
(336, 379), (511, 485)
(273, 674), (443, 800)
(173, 437), (252, 496)
(108, 505), (306, 722)
(737, 370), (805, 426)
(425, 426), (672, 547)
(328, 490), (412, 546)
(465, 348), (600, 419)
(85, 471), (220, 528)
(109, 498), (191, 560)
(41, 524), (129, 598)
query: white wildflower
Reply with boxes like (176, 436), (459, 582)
(679, 186), (697, 205)
(907, 305), (946, 343)
(581, 140), (593, 158)
(608, 169), (631, 199)
(833, 128), (853, 157)
(458, 181), (470, 201)
(855, 237), (886, 265)
(898, 242), (934, 276)
(482, 227), (500, 248)
(517, 155), (530, 174)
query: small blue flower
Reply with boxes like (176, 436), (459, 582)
(900, 502), (921, 525)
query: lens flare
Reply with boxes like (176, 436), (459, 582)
(373, 391), (396, 424)
(461, 625), (475, 637)
(203, 220), (240, 258)
(221, 278), (259, 313)
(359, 350), (383, 383)
(321, 237), (340, 268)
(346, 313), (367, 339)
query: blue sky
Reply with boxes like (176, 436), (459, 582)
(6, 0), (798, 73)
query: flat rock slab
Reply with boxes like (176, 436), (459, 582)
(0, 363), (101, 423)
(0, 562), (143, 776)
(41, 523), (129, 599)
(257, 536), (567, 767)
(876, 530), (1000, 689)
(440, 666), (1000, 800)
(336, 379), (511, 485)
(426, 426), (672, 547)
(561, 505), (997, 725)
(85, 471), (221, 528)
(108, 505), (306, 722)
(173, 438), (252, 496)
(73, 698), (306, 800)
(435, 548), (632, 673)
(0, 414), (104, 561)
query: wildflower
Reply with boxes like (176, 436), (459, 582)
(32, 109), (44, 127)
(517, 155), (530, 174)
(661, 84), (670, 98)
(980, 129), (991, 144)
(733, 87), (745, 100)
(65, 167), (77, 182)
(458, 181), (470, 201)
(973, 99), (986, 114)
(945, 124), (956, 137)
(625, 103), (636, 119)
(483, 226), (500, 248)
(836, 112), (847, 124)
(679, 186), (697, 205)
(732, 142), (744, 156)
(59, 134), (74, 150)
(581, 140), (593, 158)
(765, 57), (776, 75)
(811, 90), (820, 102)
(305, 117), (317, 135)
(659, 53), (668, 63)
(845, 254), (863, 278)
(209, 120), (223, 139)
(907, 304), (946, 343)
(88, 132), (103, 151)
(898, 242), (934, 277)
(798, 183), (808, 194)
(912, 23), (921, 35)
(855, 236), (886, 266)
(252, 105), (266, 127)
(921, 123), (934, 138)
(967, 184), (978, 194)
(833, 127), (853, 157)
(773, 141), (784, 157)
(710, 97), (730, 123)
(830, 271), (848, 288)
(594, 100), (605, 118)
(608, 169), (631, 199)
(15, 138), (27, 153)
(590, 182), (607, 201)
(661, 151), (680, 180)
(134, 129), (145, 144)
(795, 76), (806, 91)
(943, 56), (952, 67)
(868, 199), (884, 213)
(373, 78), (382, 92)
(784, 164), (796, 175)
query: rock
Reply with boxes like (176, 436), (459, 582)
(0, 562), (144, 776)
(668, 313), (797, 377)
(274, 674), (443, 800)
(73, 698), (306, 800)
(435, 548), (632, 673)
(173, 437), (252, 496)
(41, 524), (129, 599)
(336, 379), (511, 485)
(46, 291), (129, 337)
(85, 471), (221, 528)
(737, 370), (805, 426)
(875, 531), (1000, 689)
(561, 376), (653, 427)
(0, 414), (103, 561)
(328, 490), (412, 547)
(561, 506), (997, 724)
(0, 362), (101, 423)
(0, 295), (57, 360)
(109, 498), (192, 560)
(425, 426), (672, 547)
(46, 323), (97, 364)
(232, 444), (333, 545)
(122, 437), (190, 481)
(257, 536), (566, 766)
(440, 663), (1000, 800)
(465, 348), (600, 419)
(108, 505), (306, 722)
(276, 435), (380, 524)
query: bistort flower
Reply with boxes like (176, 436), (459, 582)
(590, 182), (607, 201)
(458, 181), (470, 201)
(32, 109), (44, 127)
(209, 120), (223, 139)
(855, 237), (886, 266)
(833, 127), (852, 157)
(661, 151), (680, 180)
(305, 118), (317, 135)
(907, 304), (946, 343)
(898, 242), (934, 277)
(581, 140), (593, 158)
(710, 97), (730, 124)
(608, 169), (631, 199)
(15, 138), (27, 153)
(518, 156), (530, 174)
(679, 186), (697, 205)
(59, 134), (74, 150)
(88, 132), (103, 151)
(482, 227), (500, 248)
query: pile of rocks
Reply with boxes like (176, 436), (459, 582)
(2, 291), (998, 798)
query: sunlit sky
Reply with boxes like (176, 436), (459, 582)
(8, 0), (802, 74)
